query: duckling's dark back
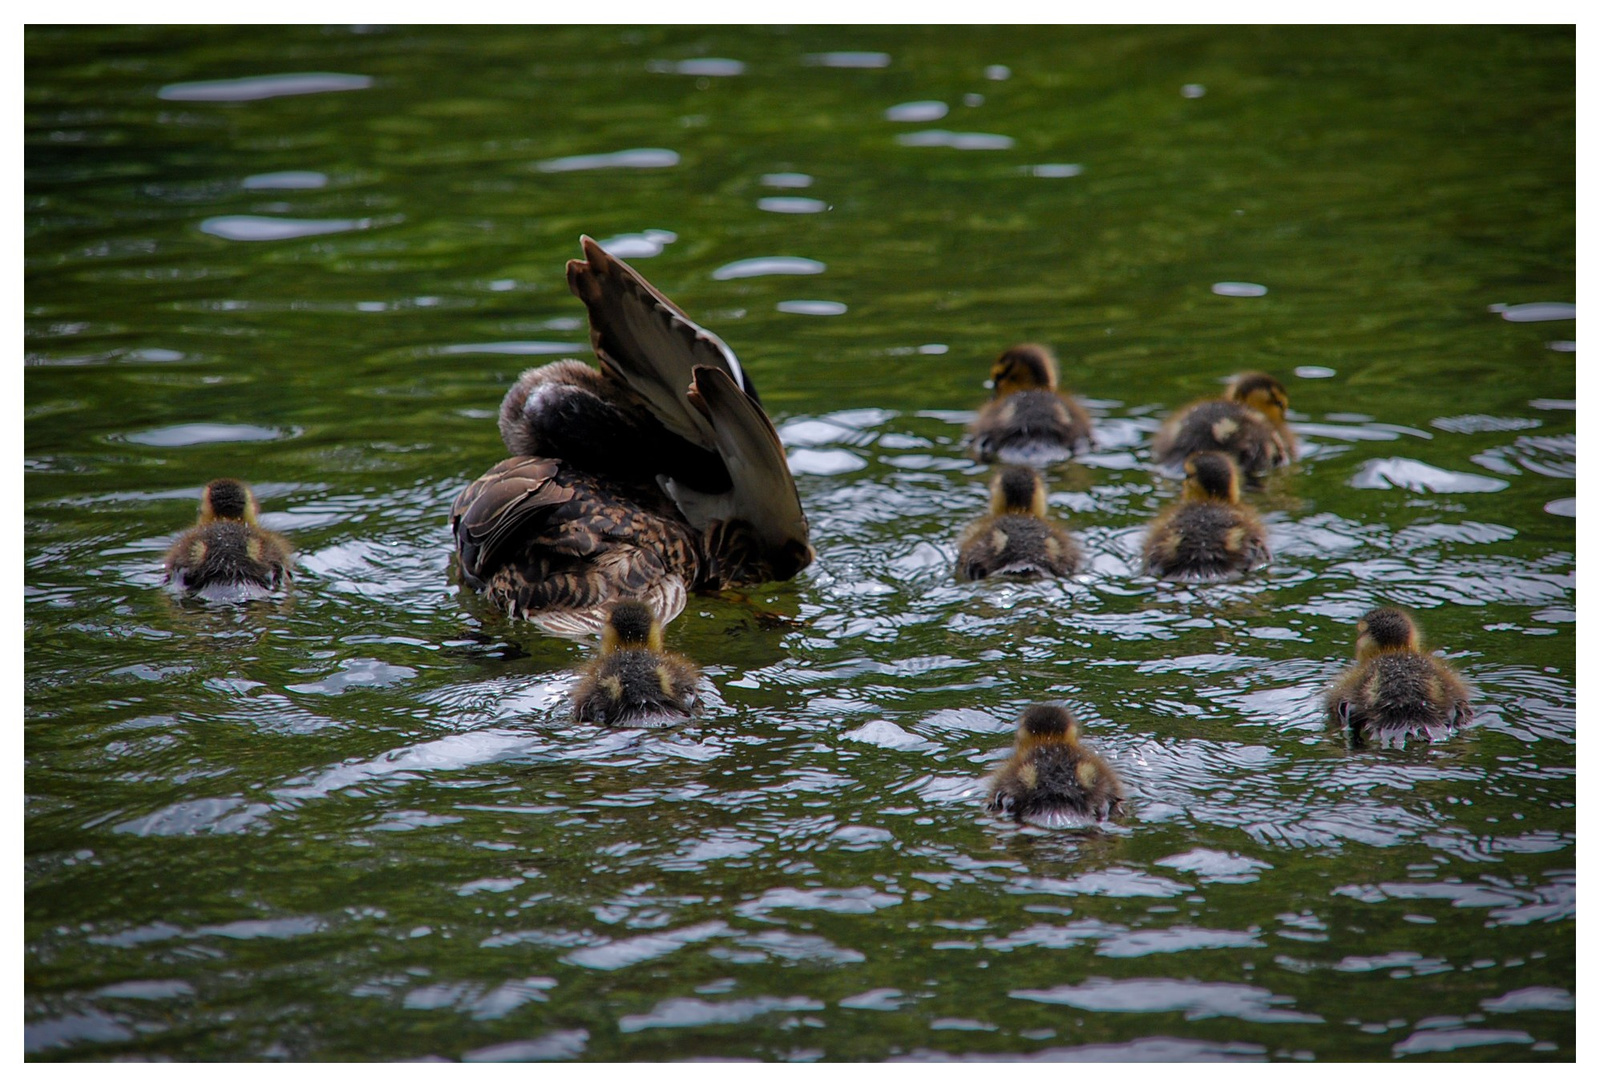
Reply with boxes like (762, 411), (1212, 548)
(1144, 502), (1264, 580)
(1334, 652), (1469, 743)
(970, 390), (1092, 464)
(960, 514), (1078, 580)
(168, 520), (288, 591)
(574, 649), (699, 724)
(1012, 745), (1116, 819)
(1154, 399), (1286, 477)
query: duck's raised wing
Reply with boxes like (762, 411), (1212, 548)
(686, 366), (813, 582)
(567, 235), (757, 453)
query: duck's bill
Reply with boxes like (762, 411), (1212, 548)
(567, 236), (755, 451)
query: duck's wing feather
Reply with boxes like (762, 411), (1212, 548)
(451, 456), (694, 637)
(450, 458), (573, 586)
(567, 235), (753, 452)
(685, 366), (811, 566)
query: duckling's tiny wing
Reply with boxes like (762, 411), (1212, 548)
(685, 366), (812, 566)
(568, 236), (751, 452)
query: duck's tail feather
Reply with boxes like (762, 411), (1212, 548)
(567, 236), (755, 453)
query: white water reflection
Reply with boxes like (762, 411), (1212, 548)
(1011, 977), (1322, 1024)
(712, 256), (826, 279)
(159, 72), (371, 101)
(885, 101), (948, 122)
(897, 130), (1014, 150)
(1349, 457), (1508, 493)
(535, 148), (679, 172)
(199, 215), (372, 241)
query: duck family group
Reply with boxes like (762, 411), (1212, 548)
(164, 236), (1475, 829)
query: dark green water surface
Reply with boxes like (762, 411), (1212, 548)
(24, 25), (1575, 1061)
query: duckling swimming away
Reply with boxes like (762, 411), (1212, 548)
(571, 599), (701, 725)
(1143, 451), (1269, 581)
(956, 465), (1082, 580)
(968, 344), (1094, 465)
(452, 237), (813, 638)
(1151, 370), (1297, 479)
(163, 478), (292, 597)
(986, 704), (1124, 828)
(1326, 606), (1472, 746)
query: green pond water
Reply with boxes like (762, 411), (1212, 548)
(24, 25), (1575, 1061)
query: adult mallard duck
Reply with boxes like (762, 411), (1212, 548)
(1143, 451), (1270, 581)
(1326, 606), (1473, 746)
(164, 478), (293, 595)
(451, 237), (813, 637)
(571, 599), (701, 724)
(986, 704), (1125, 827)
(1151, 370), (1296, 479)
(956, 465), (1082, 580)
(968, 344), (1094, 464)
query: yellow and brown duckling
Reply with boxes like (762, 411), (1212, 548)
(986, 704), (1125, 827)
(968, 344), (1095, 464)
(1143, 452), (1270, 581)
(163, 478), (292, 595)
(956, 465), (1082, 580)
(571, 600), (702, 725)
(451, 236), (813, 638)
(1326, 606), (1473, 746)
(1151, 370), (1297, 479)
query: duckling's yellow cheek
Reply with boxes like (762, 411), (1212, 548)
(601, 676), (624, 701)
(990, 529), (1009, 553)
(1017, 763), (1038, 790)
(246, 538), (263, 562)
(1225, 527), (1246, 553)
(655, 665), (675, 695)
(189, 540), (207, 565)
(1211, 418), (1239, 443)
(1076, 762), (1099, 787)
(1045, 537), (1061, 561)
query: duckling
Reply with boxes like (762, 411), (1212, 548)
(986, 704), (1124, 827)
(163, 478), (292, 595)
(1326, 607), (1473, 746)
(1151, 370), (1297, 479)
(956, 465), (1082, 580)
(968, 344), (1095, 464)
(1143, 451), (1270, 581)
(452, 236), (813, 638)
(571, 599), (701, 725)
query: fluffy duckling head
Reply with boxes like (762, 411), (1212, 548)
(1014, 703), (1082, 751)
(197, 478), (260, 525)
(988, 344), (1059, 398)
(1226, 371), (1289, 423)
(1355, 606), (1421, 660)
(600, 599), (665, 655)
(1181, 451), (1243, 503)
(990, 465), (1049, 517)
